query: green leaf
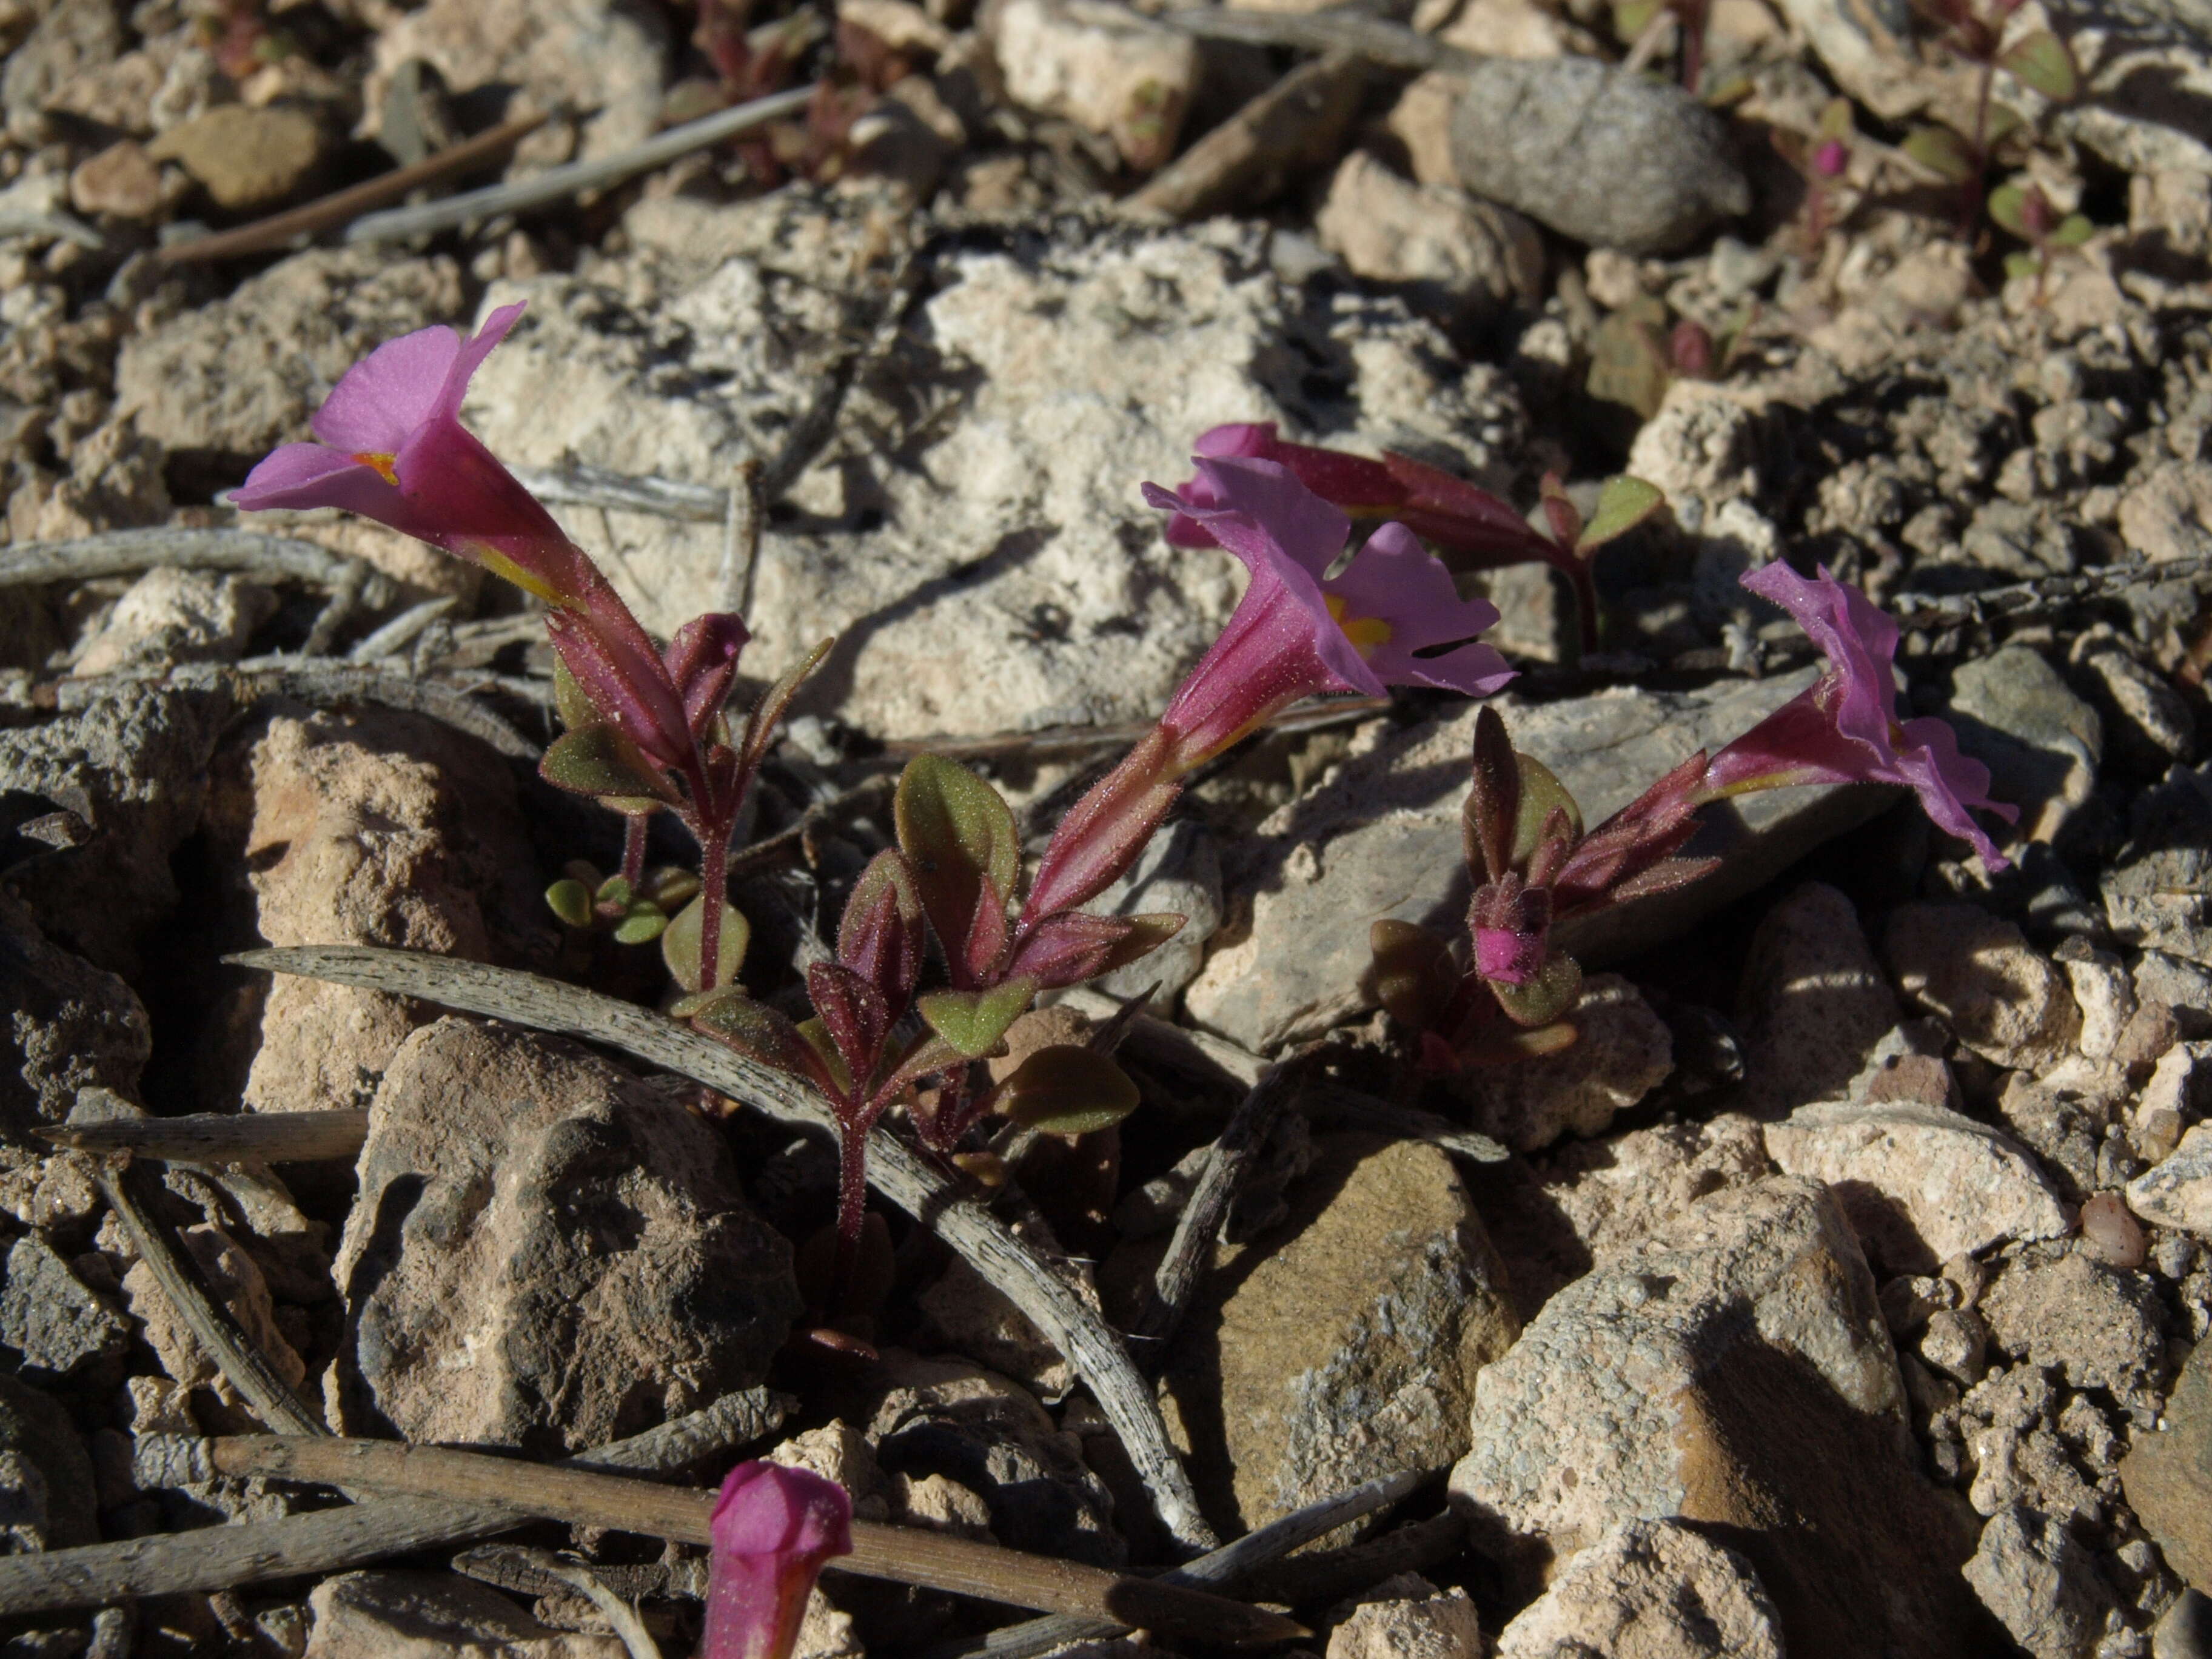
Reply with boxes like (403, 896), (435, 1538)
(648, 867), (702, 908)
(539, 725), (677, 805)
(740, 637), (834, 773)
(896, 754), (1021, 954)
(1817, 96), (1854, 142)
(551, 657), (597, 733)
(1577, 476), (1666, 554)
(683, 988), (824, 1083)
(1586, 311), (1672, 421)
(1613, 0), (1663, 38)
(1489, 951), (1583, 1028)
(1983, 104), (2025, 146)
(993, 1045), (1141, 1136)
(662, 893), (748, 994)
(2004, 250), (2043, 281)
(918, 977), (1037, 1060)
(1370, 918), (1458, 1034)
(595, 874), (634, 909)
(1088, 912), (1187, 980)
(611, 903), (666, 945)
(545, 879), (593, 930)
(1999, 30), (2077, 101)
(1902, 125), (1976, 184)
(1987, 179), (2031, 237)
(1510, 754), (1583, 868)
(2051, 213), (2094, 247)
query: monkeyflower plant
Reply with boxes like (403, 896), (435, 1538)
(234, 303), (808, 995)
(703, 1461), (853, 1659)
(1378, 560), (2016, 1071)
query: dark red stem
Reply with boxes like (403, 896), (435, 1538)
(621, 813), (649, 891)
(695, 815), (734, 990)
(1962, 58), (1995, 234)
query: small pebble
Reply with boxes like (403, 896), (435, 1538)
(2080, 1192), (2148, 1269)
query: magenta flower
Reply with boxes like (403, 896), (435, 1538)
(1701, 561), (2016, 870)
(1141, 456), (1515, 771)
(702, 1461), (854, 1659)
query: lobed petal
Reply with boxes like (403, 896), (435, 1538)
(310, 325), (463, 455)
(1326, 523), (1517, 697)
(1895, 715), (2018, 870)
(1740, 560), (1897, 749)
(232, 443), (418, 525)
(435, 301), (528, 424)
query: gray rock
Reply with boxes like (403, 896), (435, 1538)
(1980, 1248), (2163, 1404)
(1449, 1177), (1986, 1658)
(2156, 1589), (2212, 1659)
(1444, 973), (1673, 1153)
(1156, 1134), (1518, 1536)
(1766, 1099), (2069, 1274)
(0, 683), (226, 974)
(1447, 56), (1750, 253)
(2124, 1338), (2212, 1600)
(1493, 1518), (1785, 1659)
(0, 891), (150, 1136)
(982, 0), (1201, 170)
(2073, 631), (2195, 773)
(1964, 1504), (2115, 1659)
(334, 1017), (802, 1454)
(2138, 951), (2212, 1038)
(461, 205), (1526, 740)
(1883, 903), (2082, 1071)
(2105, 763), (2212, 969)
(0, 1233), (130, 1385)
(1314, 150), (1544, 318)
(1184, 669), (1886, 1052)
(1945, 646), (2102, 845)
(1329, 1578), (1485, 1659)
(1735, 882), (1899, 1118)
(1, 0), (120, 143)
(2130, 1125), (2212, 1238)
(70, 566), (276, 678)
(1087, 818), (1222, 1010)
(0, 1370), (96, 1550)
(306, 1571), (626, 1659)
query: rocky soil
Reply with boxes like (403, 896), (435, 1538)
(2, 0), (2212, 1655)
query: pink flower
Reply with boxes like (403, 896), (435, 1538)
(703, 1462), (854, 1659)
(1702, 561), (2017, 870)
(1141, 457), (1514, 770)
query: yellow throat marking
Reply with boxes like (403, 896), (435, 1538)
(1326, 593), (1393, 655)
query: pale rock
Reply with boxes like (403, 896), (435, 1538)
(2071, 630), (2195, 770)
(1445, 974), (1672, 1153)
(0, 890), (149, 1136)
(1960, 1366), (2120, 1532)
(1965, 1504), (2115, 1659)
(147, 104), (324, 210)
(1997, 1072), (2111, 1200)
(1447, 56), (1749, 253)
(123, 1222), (306, 1429)
(768, 1421), (894, 1522)
(1314, 151), (1543, 318)
(1883, 903), (2082, 1071)
(1625, 379), (1765, 533)
(2121, 1337), (2212, 1595)
(1450, 1178), (1985, 1658)
(1945, 646), (2102, 844)
(67, 139), (161, 219)
(2055, 939), (2136, 1060)
(362, 0), (671, 169)
(1922, 1306), (1989, 1385)
(1437, 0), (1577, 57)
(983, 0), (1198, 170)
(116, 246), (464, 469)
(305, 1571), (626, 1659)
(0, 1371), (95, 1551)
(71, 566), (276, 677)
(202, 703), (549, 1115)
(1184, 669), (1882, 1051)
(2140, 1042), (2211, 1127)
(2129, 1125), (2212, 1237)
(1, 0), (119, 142)
(1493, 1518), (1785, 1659)
(1087, 817), (1221, 1008)
(0, 1232), (130, 1385)
(1327, 1579), (1484, 1659)
(896, 1470), (994, 1537)
(0, 682), (225, 974)
(2138, 953), (2212, 1036)
(1735, 882), (1899, 1117)
(334, 1018), (800, 1452)
(2132, 170), (2212, 261)
(1979, 1247), (2163, 1403)
(464, 213), (1522, 740)
(862, 1352), (1120, 1563)
(2119, 461), (2212, 564)
(1161, 1134), (1519, 1535)
(2103, 763), (2212, 969)
(1766, 1099), (2069, 1274)
(916, 1250), (1078, 1401)
(1386, 71), (1463, 189)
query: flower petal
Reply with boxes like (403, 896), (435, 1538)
(232, 442), (427, 528)
(1741, 560), (1897, 749)
(310, 326), (463, 455)
(703, 1461), (852, 1659)
(1896, 714), (2018, 870)
(1167, 455), (1350, 582)
(435, 301), (528, 423)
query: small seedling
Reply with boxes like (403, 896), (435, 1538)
(1989, 178), (2094, 301)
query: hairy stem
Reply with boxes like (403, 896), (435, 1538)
(696, 815), (734, 990)
(620, 813), (649, 891)
(1963, 57), (1995, 233)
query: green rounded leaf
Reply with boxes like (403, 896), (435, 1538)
(683, 988), (823, 1083)
(1490, 951), (1583, 1028)
(551, 657), (597, 734)
(648, 866), (702, 908)
(595, 874), (634, 909)
(1510, 754), (1583, 868)
(994, 1045), (1141, 1136)
(612, 902), (667, 945)
(1371, 918), (1459, 1035)
(1902, 125), (1975, 184)
(896, 754), (1020, 951)
(1088, 911), (1186, 980)
(2003, 250), (2043, 281)
(918, 977), (1037, 1060)
(545, 879), (594, 930)
(1577, 476), (1666, 554)
(540, 725), (677, 805)
(662, 893), (749, 993)
(1999, 30), (2077, 101)
(2051, 214), (2094, 247)
(1987, 179), (2031, 238)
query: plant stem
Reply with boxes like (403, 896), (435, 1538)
(620, 814), (649, 890)
(695, 816), (734, 990)
(833, 1113), (876, 1309)
(1963, 58), (1995, 233)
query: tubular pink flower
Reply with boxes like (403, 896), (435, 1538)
(233, 303), (697, 769)
(1141, 457), (1514, 771)
(1702, 561), (2017, 870)
(703, 1462), (854, 1659)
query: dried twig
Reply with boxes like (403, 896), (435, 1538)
(345, 86), (818, 244)
(509, 464), (729, 523)
(156, 114), (548, 265)
(934, 1467), (1427, 1659)
(1298, 1083), (1509, 1165)
(1237, 1510), (1468, 1607)
(1159, 5), (1461, 69)
(95, 1164), (327, 1438)
(41, 1110), (369, 1164)
(469, 1546), (664, 1659)
(230, 945), (1217, 1550)
(1120, 53), (1369, 221)
(349, 596), (460, 663)
(1125, 1061), (1305, 1356)
(870, 694), (1390, 769)
(725, 775), (896, 883)
(0, 1390), (790, 1616)
(153, 1436), (1299, 1644)
(1056, 984), (1266, 1091)
(720, 458), (767, 618)
(1888, 554), (2212, 634)
(0, 208), (104, 249)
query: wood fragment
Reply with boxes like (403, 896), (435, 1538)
(229, 945), (1217, 1551)
(156, 114), (548, 265)
(345, 86), (817, 244)
(1237, 1510), (1468, 1607)
(0, 1390), (791, 1616)
(475, 1546), (665, 1659)
(1121, 53), (1369, 221)
(870, 694), (1389, 769)
(348, 596), (459, 663)
(0, 529), (394, 611)
(40, 1110), (369, 1164)
(1298, 1083), (1510, 1164)
(509, 464), (729, 523)
(180, 1435), (1298, 1643)
(935, 1467), (1427, 1659)
(1056, 985), (1266, 1091)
